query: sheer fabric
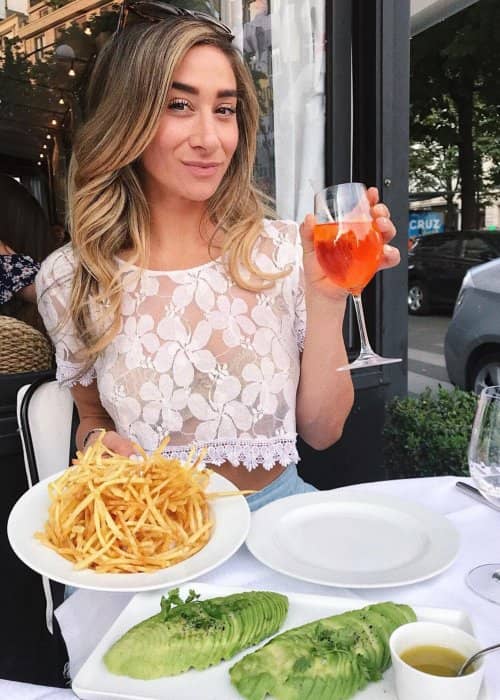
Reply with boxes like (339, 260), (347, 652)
(36, 220), (306, 471)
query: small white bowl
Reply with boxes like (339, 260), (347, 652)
(389, 621), (485, 700)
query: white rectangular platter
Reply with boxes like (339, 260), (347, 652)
(72, 582), (489, 700)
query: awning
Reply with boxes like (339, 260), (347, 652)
(411, 0), (479, 36)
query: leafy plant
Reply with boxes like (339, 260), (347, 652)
(383, 387), (478, 478)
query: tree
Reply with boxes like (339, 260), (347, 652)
(410, 0), (500, 229)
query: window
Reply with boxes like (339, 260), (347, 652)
(433, 238), (458, 256)
(34, 35), (43, 60)
(463, 236), (498, 260)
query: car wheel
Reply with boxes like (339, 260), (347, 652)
(469, 352), (500, 395)
(408, 281), (430, 315)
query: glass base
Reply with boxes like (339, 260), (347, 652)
(466, 564), (500, 605)
(337, 353), (402, 372)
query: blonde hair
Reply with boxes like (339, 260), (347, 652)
(68, 18), (285, 362)
(68, 18), (288, 362)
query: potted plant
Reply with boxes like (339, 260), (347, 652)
(383, 387), (478, 479)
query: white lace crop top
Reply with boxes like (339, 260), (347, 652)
(36, 219), (306, 470)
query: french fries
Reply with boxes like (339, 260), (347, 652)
(35, 434), (217, 573)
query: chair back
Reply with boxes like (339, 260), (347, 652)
(16, 377), (75, 635)
(17, 378), (74, 485)
(0, 315), (53, 374)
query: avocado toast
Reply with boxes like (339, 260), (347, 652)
(103, 588), (289, 679)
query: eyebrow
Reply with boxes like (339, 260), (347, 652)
(171, 81), (238, 98)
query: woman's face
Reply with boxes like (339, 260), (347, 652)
(140, 44), (239, 205)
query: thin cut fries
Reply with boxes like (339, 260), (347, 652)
(35, 433), (245, 573)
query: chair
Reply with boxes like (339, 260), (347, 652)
(16, 376), (77, 633)
(0, 315), (54, 374)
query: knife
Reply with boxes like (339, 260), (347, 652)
(456, 481), (500, 512)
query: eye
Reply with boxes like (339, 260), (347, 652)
(216, 105), (237, 116)
(168, 98), (190, 111)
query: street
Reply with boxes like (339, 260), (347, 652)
(407, 314), (454, 396)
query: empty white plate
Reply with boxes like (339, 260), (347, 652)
(246, 489), (459, 588)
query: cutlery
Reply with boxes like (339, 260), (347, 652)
(457, 641), (500, 676)
(456, 481), (500, 512)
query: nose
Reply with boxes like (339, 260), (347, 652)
(188, 111), (220, 152)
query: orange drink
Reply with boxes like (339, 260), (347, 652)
(313, 221), (383, 295)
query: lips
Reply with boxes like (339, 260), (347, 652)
(182, 160), (222, 177)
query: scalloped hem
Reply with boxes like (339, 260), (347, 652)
(159, 437), (300, 471)
(56, 360), (96, 388)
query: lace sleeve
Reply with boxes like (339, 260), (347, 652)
(292, 223), (306, 352)
(35, 245), (96, 387)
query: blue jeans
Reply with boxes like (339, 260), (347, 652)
(245, 463), (316, 511)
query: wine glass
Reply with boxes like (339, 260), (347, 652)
(466, 385), (500, 604)
(313, 182), (401, 371)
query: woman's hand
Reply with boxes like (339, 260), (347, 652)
(299, 186), (400, 300)
(85, 429), (141, 458)
(367, 186), (400, 271)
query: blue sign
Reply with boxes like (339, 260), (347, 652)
(408, 211), (445, 238)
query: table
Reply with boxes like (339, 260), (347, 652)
(2, 476), (499, 699)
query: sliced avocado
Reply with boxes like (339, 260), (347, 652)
(230, 601), (417, 700)
(104, 589), (288, 679)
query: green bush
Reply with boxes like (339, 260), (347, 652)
(383, 387), (478, 478)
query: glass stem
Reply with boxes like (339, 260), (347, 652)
(352, 294), (375, 358)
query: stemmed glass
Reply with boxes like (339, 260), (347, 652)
(466, 385), (500, 604)
(313, 182), (401, 371)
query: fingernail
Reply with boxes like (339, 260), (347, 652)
(130, 454), (144, 463)
(383, 244), (394, 254)
(377, 217), (390, 227)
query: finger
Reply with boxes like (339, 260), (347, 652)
(299, 214), (316, 253)
(367, 187), (379, 206)
(371, 203), (390, 219)
(378, 244), (401, 270)
(375, 216), (397, 242)
(103, 431), (139, 457)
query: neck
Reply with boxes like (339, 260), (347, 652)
(143, 189), (221, 271)
(149, 194), (209, 244)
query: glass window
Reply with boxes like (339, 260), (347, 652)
(433, 238), (458, 255)
(463, 236), (497, 259)
(34, 35), (43, 60)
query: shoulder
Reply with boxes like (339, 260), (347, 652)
(262, 218), (300, 244)
(36, 243), (75, 294)
(257, 219), (302, 271)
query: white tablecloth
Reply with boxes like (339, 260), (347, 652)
(2, 476), (500, 698)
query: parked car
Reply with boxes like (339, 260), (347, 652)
(444, 258), (500, 394)
(407, 230), (500, 315)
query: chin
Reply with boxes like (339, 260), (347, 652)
(181, 183), (224, 203)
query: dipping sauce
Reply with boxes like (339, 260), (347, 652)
(400, 645), (473, 677)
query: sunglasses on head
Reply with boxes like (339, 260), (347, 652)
(115, 0), (234, 40)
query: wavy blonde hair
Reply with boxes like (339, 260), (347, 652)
(68, 18), (286, 363)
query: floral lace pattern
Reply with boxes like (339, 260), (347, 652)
(35, 220), (306, 470)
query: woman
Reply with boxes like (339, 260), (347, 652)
(0, 174), (54, 328)
(36, 6), (399, 509)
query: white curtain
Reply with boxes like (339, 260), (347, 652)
(270, 0), (325, 222)
(221, 0), (325, 223)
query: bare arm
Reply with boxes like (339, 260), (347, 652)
(296, 189), (400, 450)
(296, 282), (354, 450)
(17, 282), (37, 304)
(70, 380), (138, 456)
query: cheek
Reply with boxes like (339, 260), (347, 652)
(140, 130), (176, 173)
(225, 124), (239, 158)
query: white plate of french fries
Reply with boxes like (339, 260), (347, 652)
(7, 440), (250, 592)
